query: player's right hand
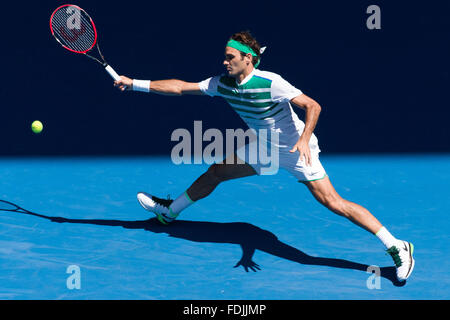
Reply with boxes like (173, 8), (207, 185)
(114, 76), (133, 91)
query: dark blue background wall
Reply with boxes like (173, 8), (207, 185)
(1, 0), (449, 155)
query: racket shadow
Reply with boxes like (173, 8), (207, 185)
(4, 206), (405, 287)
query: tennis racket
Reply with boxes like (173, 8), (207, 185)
(50, 4), (122, 83)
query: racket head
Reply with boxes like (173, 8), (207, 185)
(50, 4), (98, 54)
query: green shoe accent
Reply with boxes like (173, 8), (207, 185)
(167, 208), (179, 220)
(410, 243), (414, 255)
(386, 246), (402, 267)
(156, 214), (169, 225)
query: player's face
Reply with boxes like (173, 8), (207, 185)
(224, 47), (251, 77)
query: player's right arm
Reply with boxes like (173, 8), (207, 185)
(114, 76), (204, 96)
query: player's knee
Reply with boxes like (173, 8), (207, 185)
(206, 163), (227, 184)
(322, 195), (346, 215)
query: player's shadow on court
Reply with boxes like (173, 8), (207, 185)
(14, 208), (405, 287)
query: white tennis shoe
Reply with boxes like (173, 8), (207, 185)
(386, 240), (415, 282)
(137, 192), (177, 225)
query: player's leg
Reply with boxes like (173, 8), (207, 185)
(302, 176), (382, 233)
(186, 153), (257, 202)
(303, 176), (415, 281)
(137, 153), (257, 224)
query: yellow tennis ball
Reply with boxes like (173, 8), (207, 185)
(31, 120), (43, 134)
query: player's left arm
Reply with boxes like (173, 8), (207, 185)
(289, 94), (322, 166)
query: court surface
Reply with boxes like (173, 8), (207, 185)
(0, 154), (448, 299)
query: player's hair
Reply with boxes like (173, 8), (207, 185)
(230, 31), (261, 66)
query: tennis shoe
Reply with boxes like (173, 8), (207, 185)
(386, 240), (415, 282)
(137, 192), (177, 225)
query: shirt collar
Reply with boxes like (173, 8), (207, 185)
(236, 68), (256, 86)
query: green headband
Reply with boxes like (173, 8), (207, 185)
(226, 39), (261, 68)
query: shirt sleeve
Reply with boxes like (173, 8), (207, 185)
(271, 75), (303, 103)
(198, 75), (221, 97)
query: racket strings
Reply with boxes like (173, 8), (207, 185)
(51, 6), (96, 53)
(52, 12), (95, 51)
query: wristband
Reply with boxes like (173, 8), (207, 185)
(132, 79), (151, 92)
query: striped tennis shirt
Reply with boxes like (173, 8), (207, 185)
(199, 69), (303, 127)
(198, 68), (318, 147)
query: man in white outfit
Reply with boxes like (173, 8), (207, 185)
(114, 31), (414, 282)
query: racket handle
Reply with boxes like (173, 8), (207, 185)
(104, 65), (121, 81)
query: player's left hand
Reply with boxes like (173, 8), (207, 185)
(290, 138), (312, 166)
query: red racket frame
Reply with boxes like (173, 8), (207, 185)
(49, 4), (98, 54)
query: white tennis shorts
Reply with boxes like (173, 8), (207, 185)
(235, 130), (327, 182)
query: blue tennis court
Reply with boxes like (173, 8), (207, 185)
(0, 154), (448, 299)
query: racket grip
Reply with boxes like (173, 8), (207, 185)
(104, 65), (121, 81)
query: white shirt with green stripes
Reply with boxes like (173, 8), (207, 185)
(198, 68), (319, 149)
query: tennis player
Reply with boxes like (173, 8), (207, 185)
(114, 31), (414, 282)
